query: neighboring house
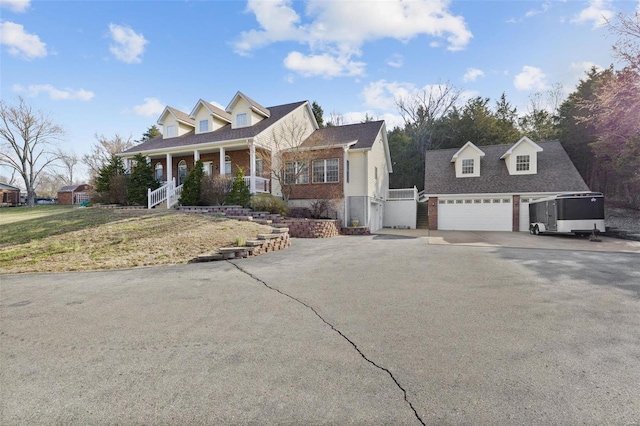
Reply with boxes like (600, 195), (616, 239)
(422, 137), (590, 232)
(58, 184), (93, 205)
(118, 91), (397, 231)
(0, 182), (21, 206)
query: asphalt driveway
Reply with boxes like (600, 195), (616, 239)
(1, 235), (639, 424)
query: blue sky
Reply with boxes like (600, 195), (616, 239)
(1, 0), (638, 181)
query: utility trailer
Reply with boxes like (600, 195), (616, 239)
(529, 192), (605, 236)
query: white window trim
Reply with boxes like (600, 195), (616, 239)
(236, 113), (247, 127)
(516, 155), (530, 171)
(461, 159), (474, 174)
(199, 120), (209, 132)
(166, 125), (176, 138)
(312, 158), (339, 184)
(285, 161), (309, 184)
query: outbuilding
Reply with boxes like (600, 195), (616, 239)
(57, 184), (93, 205)
(0, 182), (21, 206)
(422, 137), (590, 232)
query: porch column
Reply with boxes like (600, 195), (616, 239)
(166, 153), (173, 182)
(194, 149), (200, 163)
(249, 140), (256, 194)
(219, 147), (226, 176)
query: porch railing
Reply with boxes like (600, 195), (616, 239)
(148, 180), (172, 209)
(168, 183), (183, 208)
(244, 176), (270, 194)
(387, 187), (418, 201)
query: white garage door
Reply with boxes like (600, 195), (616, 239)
(438, 198), (512, 231)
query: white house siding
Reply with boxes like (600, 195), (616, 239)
(366, 132), (389, 199)
(345, 151), (367, 197)
(177, 122), (193, 137)
(454, 144), (482, 178)
(438, 197), (512, 231)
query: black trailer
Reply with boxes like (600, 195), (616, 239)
(529, 192), (605, 235)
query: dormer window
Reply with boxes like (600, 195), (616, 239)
(462, 159), (474, 174)
(166, 125), (176, 138)
(199, 120), (208, 132)
(516, 155), (530, 171)
(236, 113), (247, 127)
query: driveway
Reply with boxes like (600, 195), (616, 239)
(1, 236), (639, 424)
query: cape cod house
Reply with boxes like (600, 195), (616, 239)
(119, 92), (399, 231)
(421, 137), (590, 232)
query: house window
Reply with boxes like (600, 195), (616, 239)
(203, 161), (213, 176)
(312, 158), (339, 183)
(178, 160), (188, 185)
(154, 163), (163, 181)
(284, 161), (308, 184)
(199, 120), (208, 132)
(225, 155), (232, 175)
(166, 125), (176, 138)
(375, 166), (378, 181)
(462, 159), (474, 174)
(236, 113), (247, 127)
(516, 155), (530, 171)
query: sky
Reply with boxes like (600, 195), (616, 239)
(1, 0), (639, 182)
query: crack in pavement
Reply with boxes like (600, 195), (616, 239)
(229, 261), (426, 426)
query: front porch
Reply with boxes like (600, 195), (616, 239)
(122, 140), (271, 209)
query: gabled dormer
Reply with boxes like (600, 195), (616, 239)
(500, 136), (543, 175)
(157, 106), (195, 139)
(189, 99), (232, 134)
(226, 91), (270, 129)
(451, 141), (485, 178)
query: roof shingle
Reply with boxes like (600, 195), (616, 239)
(424, 141), (589, 194)
(301, 120), (384, 150)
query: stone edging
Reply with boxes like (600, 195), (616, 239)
(192, 227), (291, 262)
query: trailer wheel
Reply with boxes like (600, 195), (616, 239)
(533, 225), (539, 235)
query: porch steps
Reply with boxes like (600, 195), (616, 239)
(192, 227), (291, 262)
(416, 202), (429, 229)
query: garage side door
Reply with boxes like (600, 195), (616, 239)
(438, 198), (512, 231)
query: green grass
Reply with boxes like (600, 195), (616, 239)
(0, 205), (75, 225)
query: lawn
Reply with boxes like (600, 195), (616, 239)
(0, 206), (272, 274)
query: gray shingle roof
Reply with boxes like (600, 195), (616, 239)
(424, 141), (589, 194)
(301, 120), (384, 150)
(124, 101), (306, 154)
(0, 182), (21, 191)
(236, 92), (270, 117)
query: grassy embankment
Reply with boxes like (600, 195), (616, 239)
(0, 206), (271, 274)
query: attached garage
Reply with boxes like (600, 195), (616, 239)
(438, 197), (512, 231)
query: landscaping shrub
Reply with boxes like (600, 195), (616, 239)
(179, 160), (204, 206)
(287, 207), (312, 218)
(225, 167), (251, 207)
(250, 193), (289, 215)
(200, 175), (233, 205)
(128, 154), (159, 206)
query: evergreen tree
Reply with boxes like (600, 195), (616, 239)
(136, 125), (162, 143)
(179, 160), (204, 206)
(226, 167), (251, 207)
(95, 155), (126, 194)
(311, 101), (324, 128)
(128, 153), (159, 206)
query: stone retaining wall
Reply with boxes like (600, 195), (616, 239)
(341, 226), (371, 236)
(277, 219), (341, 238)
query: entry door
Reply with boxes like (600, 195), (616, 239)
(547, 201), (557, 231)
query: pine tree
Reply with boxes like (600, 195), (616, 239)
(226, 167), (251, 207)
(128, 154), (159, 206)
(179, 160), (204, 206)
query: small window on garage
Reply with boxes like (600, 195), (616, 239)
(455, 199), (463, 204)
(473, 199), (482, 203)
(447, 200), (454, 204)
(439, 200), (446, 204)
(482, 199), (491, 203)
(492, 199), (501, 203)
(502, 198), (511, 203)
(464, 199), (472, 204)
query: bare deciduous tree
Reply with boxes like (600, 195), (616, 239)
(83, 133), (135, 182)
(0, 97), (64, 206)
(55, 148), (79, 185)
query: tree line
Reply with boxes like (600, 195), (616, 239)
(387, 12), (639, 208)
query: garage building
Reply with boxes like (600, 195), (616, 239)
(422, 137), (589, 232)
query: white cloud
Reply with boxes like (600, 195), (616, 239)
(514, 66), (549, 91)
(361, 80), (416, 111)
(1, 0), (30, 13)
(283, 51), (365, 78)
(0, 21), (46, 59)
(132, 97), (164, 116)
(572, 0), (613, 28)
(13, 83), (94, 101)
(525, 1), (551, 18)
(387, 54), (403, 68)
(463, 68), (484, 82)
(571, 61), (604, 75)
(234, 0), (472, 78)
(108, 23), (148, 63)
